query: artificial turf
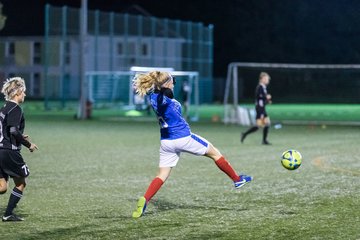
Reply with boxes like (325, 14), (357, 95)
(0, 112), (359, 239)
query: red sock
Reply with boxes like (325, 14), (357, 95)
(215, 157), (241, 182)
(144, 177), (164, 203)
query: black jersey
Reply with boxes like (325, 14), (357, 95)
(255, 84), (268, 108)
(0, 101), (30, 151)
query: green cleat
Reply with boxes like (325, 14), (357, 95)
(132, 196), (147, 218)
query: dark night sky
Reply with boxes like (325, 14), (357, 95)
(1, 0), (360, 77)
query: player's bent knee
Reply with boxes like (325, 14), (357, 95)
(0, 183), (7, 194)
(157, 167), (172, 182)
(205, 144), (222, 161)
(256, 120), (265, 128)
(0, 183), (8, 194)
(264, 117), (271, 126)
(14, 179), (27, 190)
(157, 175), (167, 182)
(0, 179), (8, 194)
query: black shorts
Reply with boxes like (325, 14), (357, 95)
(0, 149), (29, 181)
(256, 106), (268, 120)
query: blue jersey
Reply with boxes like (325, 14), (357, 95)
(150, 91), (191, 140)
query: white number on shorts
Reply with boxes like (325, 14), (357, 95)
(158, 116), (169, 129)
(21, 165), (29, 176)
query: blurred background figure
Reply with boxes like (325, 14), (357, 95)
(241, 72), (272, 145)
(180, 80), (191, 119)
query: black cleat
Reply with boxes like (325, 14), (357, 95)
(2, 214), (24, 222)
(241, 133), (246, 143)
(262, 140), (272, 145)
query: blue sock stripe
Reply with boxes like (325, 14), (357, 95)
(11, 190), (22, 198)
(191, 134), (208, 147)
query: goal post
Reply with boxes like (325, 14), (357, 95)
(224, 62), (360, 125)
(86, 68), (200, 120)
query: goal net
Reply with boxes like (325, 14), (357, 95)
(86, 67), (200, 119)
(224, 62), (360, 125)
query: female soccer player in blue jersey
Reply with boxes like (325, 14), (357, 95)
(132, 71), (252, 218)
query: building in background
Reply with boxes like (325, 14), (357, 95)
(0, 5), (213, 106)
(0, 37), (43, 98)
(0, 35), (185, 98)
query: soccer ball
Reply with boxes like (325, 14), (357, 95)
(281, 150), (302, 170)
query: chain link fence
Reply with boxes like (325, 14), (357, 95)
(44, 5), (213, 108)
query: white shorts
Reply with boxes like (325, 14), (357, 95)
(159, 133), (210, 168)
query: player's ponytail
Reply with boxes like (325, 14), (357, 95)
(1, 77), (26, 101)
(133, 71), (171, 97)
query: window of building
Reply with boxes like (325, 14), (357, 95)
(33, 42), (42, 64)
(8, 42), (15, 55)
(65, 42), (71, 64)
(117, 42), (123, 55)
(33, 73), (41, 96)
(141, 43), (148, 56)
(65, 41), (71, 53)
(34, 42), (41, 54)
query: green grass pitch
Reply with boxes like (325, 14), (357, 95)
(0, 114), (359, 239)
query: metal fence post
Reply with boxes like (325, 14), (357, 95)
(44, 4), (50, 110)
(109, 12), (114, 72)
(187, 21), (192, 71)
(78, 0), (88, 119)
(197, 23), (202, 76)
(208, 24), (214, 79)
(175, 20), (181, 68)
(124, 14), (129, 67)
(60, 6), (67, 109)
(163, 18), (169, 67)
(150, 17), (156, 66)
(137, 15), (143, 65)
(94, 10), (99, 71)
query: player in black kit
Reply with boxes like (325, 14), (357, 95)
(241, 72), (272, 145)
(0, 77), (38, 222)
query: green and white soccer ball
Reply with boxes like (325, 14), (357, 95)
(281, 150), (302, 170)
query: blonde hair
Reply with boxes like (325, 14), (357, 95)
(133, 71), (171, 97)
(1, 77), (26, 101)
(259, 72), (270, 81)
